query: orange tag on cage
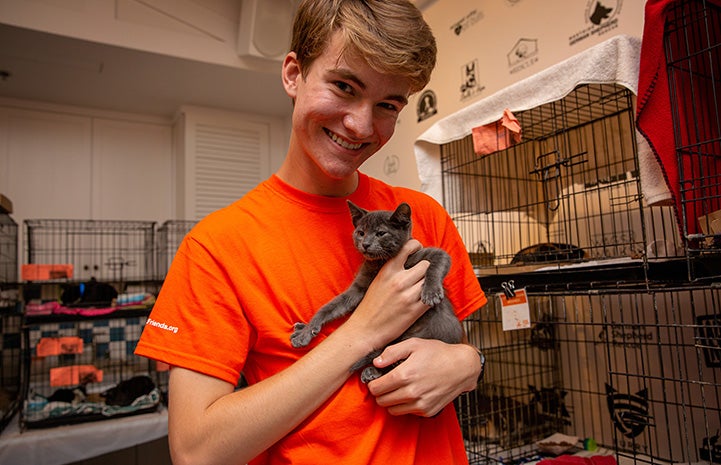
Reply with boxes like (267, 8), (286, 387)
(21, 264), (74, 281)
(499, 288), (531, 331)
(36, 337), (84, 357)
(50, 365), (103, 387)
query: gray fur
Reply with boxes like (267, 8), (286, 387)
(290, 201), (462, 383)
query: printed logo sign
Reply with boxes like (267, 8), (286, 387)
(569, 0), (623, 46)
(606, 383), (653, 439)
(507, 38), (539, 74)
(459, 59), (486, 101)
(450, 9), (484, 36)
(383, 155), (400, 176)
(416, 89), (438, 122)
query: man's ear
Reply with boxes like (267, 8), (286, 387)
(282, 52), (302, 99)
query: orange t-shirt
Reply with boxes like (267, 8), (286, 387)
(135, 173), (487, 464)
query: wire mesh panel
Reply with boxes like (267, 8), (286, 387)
(156, 220), (196, 280)
(441, 84), (682, 273)
(665, 0), (721, 277)
(24, 220), (156, 283)
(0, 313), (21, 433)
(0, 214), (18, 283)
(460, 284), (721, 465)
(20, 313), (166, 429)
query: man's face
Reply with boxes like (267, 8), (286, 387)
(282, 32), (411, 182)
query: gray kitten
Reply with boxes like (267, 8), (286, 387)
(290, 201), (463, 383)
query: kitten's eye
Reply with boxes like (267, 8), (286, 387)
(376, 231), (387, 237)
(357, 231), (365, 237)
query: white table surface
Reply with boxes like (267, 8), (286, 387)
(0, 407), (168, 465)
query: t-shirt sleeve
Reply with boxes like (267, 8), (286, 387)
(414, 195), (487, 321)
(439, 211), (488, 321)
(134, 234), (252, 386)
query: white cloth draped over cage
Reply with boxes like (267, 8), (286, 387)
(414, 34), (672, 213)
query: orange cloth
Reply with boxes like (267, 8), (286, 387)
(49, 365), (102, 387)
(36, 337), (83, 357)
(472, 108), (522, 156)
(135, 173), (487, 465)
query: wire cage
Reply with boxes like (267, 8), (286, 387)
(460, 283), (721, 465)
(24, 219), (156, 283)
(156, 220), (197, 280)
(0, 313), (21, 433)
(20, 313), (167, 430)
(665, 0), (721, 277)
(441, 83), (682, 275)
(0, 213), (18, 284)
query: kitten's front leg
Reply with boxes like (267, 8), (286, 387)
(290, 316), (327, 348)
(289, 321), (318, 348)
(408, 248), (451, 306)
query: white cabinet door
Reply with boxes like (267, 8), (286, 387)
(91, 118), (172, 221)
(0, 108), (93, 222)
(176, 106), (276, 220)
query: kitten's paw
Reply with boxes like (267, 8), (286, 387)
(360, 367), (383, 384)
(292, 322), (306, 331)
(290, 322), (314, 348)
(421, 286), (444, 306)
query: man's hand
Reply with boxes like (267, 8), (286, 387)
(346, 240), (431, 352)
(366, 338), (481, 417)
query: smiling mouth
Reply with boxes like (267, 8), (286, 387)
(325, 129), (364, 150)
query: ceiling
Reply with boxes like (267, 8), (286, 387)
(0, 23), (293, 118)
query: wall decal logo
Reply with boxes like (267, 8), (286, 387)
(450, 9), (484, 36)
(459, 59), (486, 101)
(569, 0), (623, 46)
(529, 385), (571, 427)
(605, 383), (653, 439)
(383, 155), (400, 176)
(417, 89), (438, 122)
(530, 312), (556, 351)
(507, 38), (539, 74)
(697, 314), (721, 367)
(597, 323), (654, 349)
(700, 431), (721, 462)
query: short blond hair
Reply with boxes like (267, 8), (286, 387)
(291, 0), (437, 94)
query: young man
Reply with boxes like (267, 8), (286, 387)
(135, 1), (487, 463)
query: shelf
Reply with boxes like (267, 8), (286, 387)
(476, 254), (721, 293)
(23, 307), (152, 326)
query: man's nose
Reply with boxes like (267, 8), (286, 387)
(343, 103), (374, 139)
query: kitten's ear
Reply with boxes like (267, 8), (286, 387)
(391, 203), (412, 227)
(347, 201), (367, 226)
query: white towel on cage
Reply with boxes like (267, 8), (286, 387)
(636, 129), (673, 206)
(415, 34), (654, 203)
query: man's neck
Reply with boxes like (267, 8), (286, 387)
(276, 159), (359, 197)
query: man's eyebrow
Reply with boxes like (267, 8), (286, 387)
(331, 68), (409, 106)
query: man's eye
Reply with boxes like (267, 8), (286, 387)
(335, 81), (353, 93)
(379, 102), (399, 112)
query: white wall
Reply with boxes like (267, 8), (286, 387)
(0, 0), (648, 224)
(363, 0), (646, 190)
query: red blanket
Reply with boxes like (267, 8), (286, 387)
(636, 0), (721, 238)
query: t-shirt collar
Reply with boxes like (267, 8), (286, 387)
(266, 171), (371, 213)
